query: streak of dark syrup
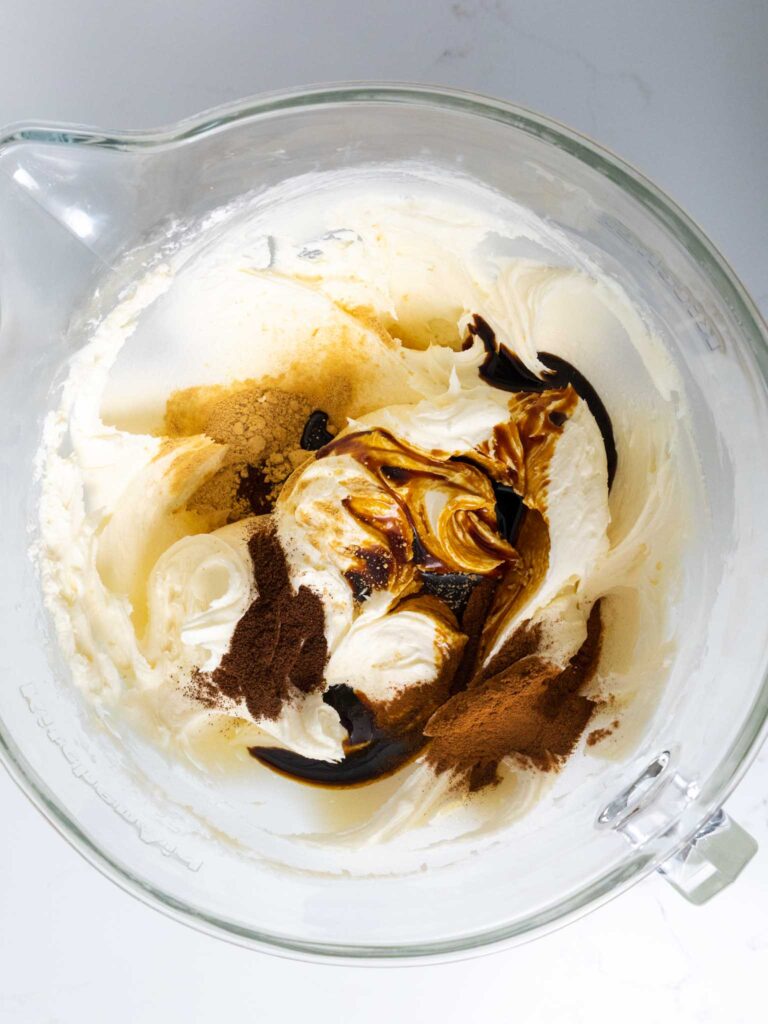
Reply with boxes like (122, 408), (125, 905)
(492, 482), (526, 544)
(237, 465), (275, 515)
(466, 314), (617, 488)
(538, 353), (617, 488)
(300, 410), (334, 450)
(450, 453), (526, 550)
(250, 685), (421, 787)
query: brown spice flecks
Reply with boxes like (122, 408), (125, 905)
(424, 602), (603, 789)
(586, 719), (620, 747)
(164, 381), (321, 524)
(198, 516), (327, 720)
(586, 728), (611, 747)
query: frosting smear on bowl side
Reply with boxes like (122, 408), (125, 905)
(37, 167), (690, 848)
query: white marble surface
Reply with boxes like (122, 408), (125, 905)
(1, 1), (767, 1020)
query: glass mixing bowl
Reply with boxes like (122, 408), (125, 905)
(1, 84), (767, 962)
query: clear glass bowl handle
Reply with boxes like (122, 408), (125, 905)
(599, 753), (758, 904)
(656, 808), (757, 904)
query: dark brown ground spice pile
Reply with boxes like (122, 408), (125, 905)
(197, 517), (328, 720)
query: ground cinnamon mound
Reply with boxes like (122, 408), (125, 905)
(424, 602), (602, 789)
(477, 618), (543, 685)
(200, 516), (328, 720)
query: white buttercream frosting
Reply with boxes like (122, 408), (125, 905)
(324, 594), (466, 704)
(35, 165), (692, 846)
(143, 522), (256, 674)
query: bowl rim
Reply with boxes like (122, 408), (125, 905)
(2, 81), (768, 963)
